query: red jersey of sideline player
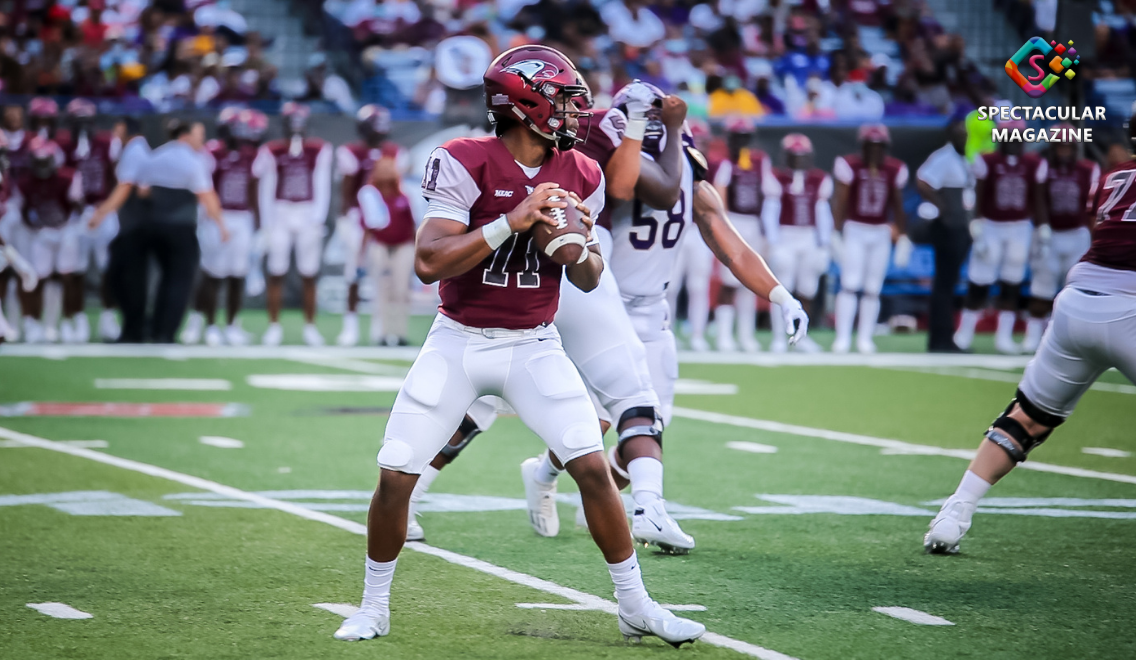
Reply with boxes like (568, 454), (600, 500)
(60, 132), (120, 207)
(832, 153), (908, 225)
(420, 136), (605, 329)
(773, 167), (832, 227)
(338, 141), (405, 216)
(1087, 160), (1136, 272)
(205, 140), (258, 212)
(1047, 157), (1099, 231)
(973, 151), (1047, 222)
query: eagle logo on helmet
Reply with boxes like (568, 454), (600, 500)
(503, 59), (560, 82)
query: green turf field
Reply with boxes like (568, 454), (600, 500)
(2, 339), (1134, 659)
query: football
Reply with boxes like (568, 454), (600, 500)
(531, 195), (588, 266)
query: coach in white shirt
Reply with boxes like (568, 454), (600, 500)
(916, 117), (974, 352)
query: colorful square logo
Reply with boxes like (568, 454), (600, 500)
(1006, 37), (1079, 98)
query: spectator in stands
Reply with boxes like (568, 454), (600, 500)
(300, 52), (356, 114)
(776, 30), (831, 87)
(833, 68), (885, 120)
(885, 77), (940, 117)
(707, 73), (765, 118)
(752, 61), (786, 115)
(601, 0), (666, 48)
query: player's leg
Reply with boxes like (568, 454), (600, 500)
(731, 217), (762, 352)
(93, 211), (120, 342)
(685, 235), (713, 352)
(0, 268), (13, 342)
(955, 219), (1002, 350)
(856, 226), (891, 354)
(20, 229), (54, 342)
(194, 224), (225, 347)
(993, 220), (1032, 354)
(925, 287), (1132, 553)
(336, 319), (480, 641)
(792, 227), (828, 353)
(336, 214), (365, 347)
(768, 232), (799, 353)
(834, 223), (867, 353)
(715, 265), (740, 352)
(57, 216), (89, 343)
(503, 326), (705, 645)
(1024, 230), (1060, 353)
(296, 219), (325, 346)
(221, 212), (253, 345)
(262, 214), (293, 345)
(384, 242), (415, 346)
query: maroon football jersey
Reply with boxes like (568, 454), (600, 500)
(976, 151), (1045, 222)
(63, 132), (117, 205)
(208, 141), (258, 212)
(266, 138), (326, 202)
(1085, 160), (1136, 272)
(16, 168), (79, 229)
(775, 167), (829, 227)
(722, 150), (769, 216)
(834, 154), (907, 225)
(576, 109), (620, 231)
(367, 188), (415, 246)
(342, 140), (401, 213)
(1047, 158), (1098, 231)
(425, 136), (604, 329)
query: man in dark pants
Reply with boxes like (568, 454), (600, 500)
(91, 120), (227, 342)
(916, 117), (974, 352)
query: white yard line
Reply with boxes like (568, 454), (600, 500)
(880, 366), (1136, 395)
(1083, 447), (1132, 458)
(871, 607), (953, 626)
(313, 603), (360, 618)
(94, 379), (232, 391)
(26, 602), (93, 620)
(516, 603), (707, 612)
(673, 407), (1136, 486)
(726, 441), (779, 454)
(199, 436), (244, 449)
(0, 425), (796, 660)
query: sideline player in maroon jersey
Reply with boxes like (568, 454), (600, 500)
(831, 123), (910, 354)
(334, 104), (407, 346)
(1023, 127), (1099, 352)
(334, 46), (706, 647)
(954, 118), (1049, 354)
(0, 131), (40, 342)
(925, 109), (1136, 555)
(63, 98), (122, 342)
(762, 133), (832, 353)
(252, 102), (332, 346)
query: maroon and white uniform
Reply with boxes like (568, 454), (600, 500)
(200, 140), (258, 278)
(969, 151), (1048, 285)
(712, 149), (777, 289)
(252, 136), (332, 277)
(1031, 158), (1100, 300)
(376, 136), (607, 475)
(1018, 159), (1136, 418)
(762, 167), (834, 300)
(357, 183), (417, 343)
(832, 153), (908, 296)
(64, 131), (122, 272)
(15, 167), (86, 277)
(335, 140), (408, 283)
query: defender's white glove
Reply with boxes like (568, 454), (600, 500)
(621, 80), (656, 141)
(893, 234), (914, 269)
(969, 219), (989, 259)
(770, 284), (809, 346)
(2, 244), (38, 292)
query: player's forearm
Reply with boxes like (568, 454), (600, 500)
(565, 246), (603, 292)
(413, 225), (493, 284)
(604, 138), (643, 203)
(249, 180), (261, 229)
(916, 180), (942, 212)
(891, 196), (907, 233)
(831, 184), (848, 229)
(1033, 185), (1049, 226)
(94, 183), (134, 220)
(635, 129), (683, 210)
(693, 182), (779, 299)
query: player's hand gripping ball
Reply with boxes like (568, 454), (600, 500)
(532, 193), (591, 266)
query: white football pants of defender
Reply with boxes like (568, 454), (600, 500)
(199, 210), (254, 278)
(1028, 227), (1091, 301)
(621, 294), (677, 427)
(378, 314), (604, 474)
(367, 241), (415, 342)
(80, 206), (118, 272)
(667, 227), (713, 347)
(717, 214), (762, 350)
(769, 225), (829, 343)
(1019, 286), (1136, 418)
(265, 202), (325, 277)
(835, 221), (891, 350)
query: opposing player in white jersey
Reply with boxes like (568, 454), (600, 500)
(925, 109), (1136, 555)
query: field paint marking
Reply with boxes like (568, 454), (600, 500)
(516, 603), (707, 612)
(0, 425), (795, 660)
(94, 379), (232, 391)
(871, 607), (953, 626)
(0, 491), (182, 516)
(313, 603), (359, 618)
(26, 602), (93, 620)
(1, 439), (108, 449)
(199, 436), (244, 449)
(727, 441), (778, 454)
(247, 374), (405, 392)
(1084, 447), (1132, 458)
(286, 355), (409, 376)
(880, 366), (1136, 395)
(673, 407), (1136, 486)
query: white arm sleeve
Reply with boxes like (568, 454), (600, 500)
(582, 171), (607, 246)
(421, 148), (480, 225)
(761, 197), (781, 245)
(815, 199), (834, 246)
(917, 151), (943, 190)
(762, 165), (783, 198)
(598, 107), (627, 148)
(971, 155), (989, 180)
(1034, 158), (1048, 184)
(832, 156), (854, 184)
(68, 173), (85, 203)
(312, 144), (333, 223)
(1088, 162), (1101, 198)
(255, 147), (276, 221)
(894, 162), (910, 189)
(712, 160), (732, 188)
(358, 184), (390, 230)
(335, 145), (359, 177)
(108, 135), (123, 162)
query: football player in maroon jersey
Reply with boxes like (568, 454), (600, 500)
(0, 130), (40, 342)
(925, 110), (1136, 555)
(252, 102), (332, 346)
(334, 46), (706, 647)
(762, 133), (833, 353)
(831, 123), (910, 353)
(954, 119), (1049, 354)
(1023, 127), (1099, 352)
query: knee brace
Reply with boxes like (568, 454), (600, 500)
(965, 284), (990, 308)
(438, 416), (482, 462)
(984, 389), (1066, 463)
(615, 406), (663, 457)
(997, 281), (1023, 309)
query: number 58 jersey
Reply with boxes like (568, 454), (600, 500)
(421, 136), (605, 330)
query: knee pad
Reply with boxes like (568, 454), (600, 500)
(965, 284), (990, 308)
(615, 406), (663, 458)
(997, 281), (1023, 308)
(438, 416), (481, 462)
(984, 389), (1066, 463)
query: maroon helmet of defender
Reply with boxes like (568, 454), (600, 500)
(483, 45), (591, 151)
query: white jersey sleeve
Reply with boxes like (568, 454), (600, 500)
(971, 155), (989, 180)
(833, 156), (854, 185)
(68, 172), (85, 203)
(894, 162), (910, 189)
(598, 107), (627, 150)
(421, 147), (481, 226)
(254, 146), (277, 218)
(1088, 162), (1101, 199)
(336, 144), (360, 177)
(815, 175), (835, 245)
(312, 143), (333, 223)
(712, 160), (732, 189)
(358, 184), (391, 230)
(1034, 158), (1048, 184)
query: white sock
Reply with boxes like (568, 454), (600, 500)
(410, 465), (439, 504)
(736, 289), (757, 344)
(857, 294), (880, 342)
(996, 310), (1017, 343)
(342, 312), (357, 327)
(628, 457), (663, 506)
(715, 305), (735, 344)
(534, 451), (562, 485)
(834, 291), (858, 345)
(688, 278), (710, 339)
(360, 556), (397, 617)
(953, 470), (991, 506)
(955, 309), (981, 348)
(607, 554), (651, 616)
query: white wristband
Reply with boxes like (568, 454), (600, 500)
(624, 118), (648, 142)
(482, 214), (513, 250)
(768, 284), (793, 307)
